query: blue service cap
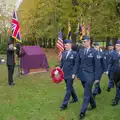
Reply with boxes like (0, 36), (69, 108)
(116, 40), (120, 45)
(108, 42), (113, 46)
(82, 36), (90, 41)
(94, 42), (99, 46)
(64, 39), (72, 44)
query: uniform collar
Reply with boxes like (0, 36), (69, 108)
(66, 49), (72, 52)
(110, 50), (113, 52)
(117, 51), (120, 55)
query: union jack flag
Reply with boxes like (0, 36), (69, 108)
(12, 10), (21, 43)
(56, 31), (64, 60)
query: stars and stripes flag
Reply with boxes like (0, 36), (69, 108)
(56, 31), (64, 60)
(12, 10), (22, 43)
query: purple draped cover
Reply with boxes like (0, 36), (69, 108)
(20, 46), (49, 74)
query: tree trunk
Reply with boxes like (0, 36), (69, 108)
(106, 36), (111, 48)
(72, 24), (76, 43)
(112, 37), (118, 46)
(45, 38), (48, 52)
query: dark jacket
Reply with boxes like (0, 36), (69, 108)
(73, 48), (99, 81)
(6, 48), (15, 65)
(60, 50), (77, 79)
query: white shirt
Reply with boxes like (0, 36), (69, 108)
(66, 49), (72, 59)
(84, 47), (90, 54)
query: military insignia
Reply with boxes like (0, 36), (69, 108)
(118, 59), (120, 63)
(88, 53), (93, 58)
(97, 55), (102, 59)
(104, 56), (106, 59)
(69, 54), (74, 59)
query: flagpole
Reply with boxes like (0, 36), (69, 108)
(17, 45), (21, 78)
(12, 9), (22, 79)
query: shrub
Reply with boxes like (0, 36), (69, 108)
(0, 43), (7, 54)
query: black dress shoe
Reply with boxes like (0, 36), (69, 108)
(69, 100), (78, 103)
(79, 113), (85, 120)
(9, 83), (15, 86)
(60, 105), (67, 110)
(97, 89), (101, 94)
(107, 88), (111, 92)
(112, 99), (119, 106)
(92, 93), (96, 98)
(88, 106), (96, 111)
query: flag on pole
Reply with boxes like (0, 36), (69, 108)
(79, 25), (83, 40)
(12, 10), (22, 43)
(68, 21), (72, 39)
(81, 24), (86, 36)
(79, 24), (86, 40)
(56, 31), (64, 60)
(86, 25), (90, 36)
(76, 22), (79, 40)
(15, 0), (23, 10)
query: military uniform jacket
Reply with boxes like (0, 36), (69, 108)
(60, 50), (77, 79)
(95, 50), (107, 75)
(104, 50), (115, 70)
(73, 48), (100, 81)
(108, 51), (120, 72)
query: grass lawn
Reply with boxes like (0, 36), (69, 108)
(0, 51), (120, 120)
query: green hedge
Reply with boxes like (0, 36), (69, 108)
(0, 43), (7, 54)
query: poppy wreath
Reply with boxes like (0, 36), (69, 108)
(50, 67), (64, 83)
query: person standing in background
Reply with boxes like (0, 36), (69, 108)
(6, 36), (17, 86)
(92, 42), (107, 97)
(105, 43), (115, 92)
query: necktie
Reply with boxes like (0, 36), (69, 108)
(109, 50), (111, 54)
(65, 51), (68, 56)
(84, 49), (87, 55)
(66, 50), (71, 59)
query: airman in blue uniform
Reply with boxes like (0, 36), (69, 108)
(108, 40), (120, 106)
(72, 36), (99, 120)
(59, 39), (78, 110)
(92, 42), (107, 97)
(105, 43), (115, 92)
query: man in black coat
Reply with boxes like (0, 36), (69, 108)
(6, 38), (17, 86)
